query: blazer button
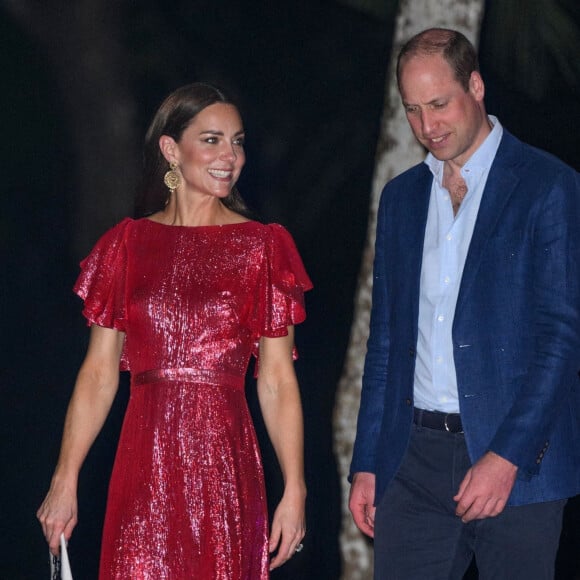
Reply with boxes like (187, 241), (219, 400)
(405, 398), (412, 406)
(409, 348), (416, 357)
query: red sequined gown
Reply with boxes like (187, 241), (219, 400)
(74, 218), (312, 580)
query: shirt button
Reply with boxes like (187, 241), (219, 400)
(437, 315), (445, 322)
(436, 356), (443, 363)
(444, 276), (451, 284)
(446, 234), (452, 241)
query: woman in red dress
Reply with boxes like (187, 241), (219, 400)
(37, 83), (311, 579)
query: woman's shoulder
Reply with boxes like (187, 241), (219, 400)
(248, 221), (293, 239)
(262, 223), (300, 247)
(213, 219), (288, 238)
(79, 218), (139, 266)
(98, 217), (136, 239)
(102, 215), (179, 238)
(235, 222), (300, 252)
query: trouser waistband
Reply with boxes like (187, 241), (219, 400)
(413, 407), (463, 433)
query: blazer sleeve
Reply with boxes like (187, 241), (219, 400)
(349, 188), (391, 478)
(488, 167), (580, 477)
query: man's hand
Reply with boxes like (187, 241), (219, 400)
(454, 451), (517, 522)
(349, 472), (376, 537)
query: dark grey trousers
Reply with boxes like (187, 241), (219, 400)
(373, 424), (566, 580)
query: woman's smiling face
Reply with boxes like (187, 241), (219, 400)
(170, 102), (246, 199)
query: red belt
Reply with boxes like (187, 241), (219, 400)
(132, 368), (245, 390)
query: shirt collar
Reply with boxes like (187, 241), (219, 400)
(424, 115), (503, 182)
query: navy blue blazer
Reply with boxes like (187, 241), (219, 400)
(350, 130), (580, 506)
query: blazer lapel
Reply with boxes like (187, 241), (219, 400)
(405, 168), (432, 330)
(455, 133), (522, 315)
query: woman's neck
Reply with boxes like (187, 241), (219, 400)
(153, 195), (245, 227)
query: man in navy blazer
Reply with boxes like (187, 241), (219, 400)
(349, 28), (580, 580)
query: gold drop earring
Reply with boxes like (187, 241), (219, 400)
(164, 161), (180, 195)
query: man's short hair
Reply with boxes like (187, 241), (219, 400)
(396, 28), (480, 91)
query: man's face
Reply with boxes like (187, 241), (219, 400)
(399, 53), (489, 168)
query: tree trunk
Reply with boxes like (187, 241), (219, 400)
(333, 1), (485, 578)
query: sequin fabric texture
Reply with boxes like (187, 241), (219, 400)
(74, 218), (312, 579)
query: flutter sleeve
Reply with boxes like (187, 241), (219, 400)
(73, 218), (132, 332)
(252, 223), (313, 350)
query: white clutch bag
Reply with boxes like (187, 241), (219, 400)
(49, 533), (73, 580)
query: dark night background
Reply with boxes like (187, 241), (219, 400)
(1, 1), (579, 578)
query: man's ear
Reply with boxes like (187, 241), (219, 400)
(469, 71), (485, 102)
(159, 135), (178, 163)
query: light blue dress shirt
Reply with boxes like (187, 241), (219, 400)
(413, 116), (503, 413)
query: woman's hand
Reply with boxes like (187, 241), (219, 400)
(268, 486), (306, 570)
(37, 477), (78, 556)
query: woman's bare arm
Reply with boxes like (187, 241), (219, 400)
(257, 329), (306, 570)
(37, 325), (124, 555)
